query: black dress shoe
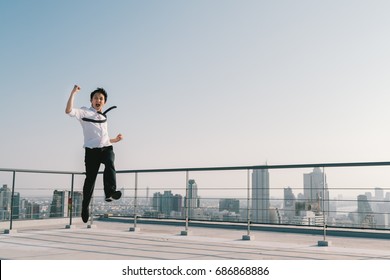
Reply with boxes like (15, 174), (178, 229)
(81, 207), (89, 223)
(105, 190), (122, 202)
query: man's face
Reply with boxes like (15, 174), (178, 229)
(91, 93), (106, 112)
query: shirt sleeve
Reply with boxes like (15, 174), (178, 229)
(67, 107), (87, 121)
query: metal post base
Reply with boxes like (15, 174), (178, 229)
(318, 240), (331, 246)
(65, 225), (76, 229)
(242, 235), (255, 241)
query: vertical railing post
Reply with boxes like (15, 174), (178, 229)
(243, 169), (253, 240)
(322, 167), (326, 240)
(69, 173), (74, 228)
(4, 171), (17, 234)
(9, 171), (16, 231)
(247, 169), (251, 236)
(129, 172), (140, 232)
(181, 171), (190, 235)
(66, 173), (75, 229)
(185, 170), (189, 231)
(134, 172), (138, 228)
(87, 193), (96, 228)
(318, 166), (330, 246)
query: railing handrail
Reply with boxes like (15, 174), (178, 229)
(0, 168), (84, 175)
(2, 160), (390, 175)
(118, 160), (390, 173)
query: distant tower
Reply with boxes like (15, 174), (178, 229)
(0, 185), (12, 220)
(152, 192), (162, 212)
(161, 191), (174, 216)
(219, 198), (240, 213)
(146, 187), (150, 206)
(152, 191), (183, 218)
(72, 191), (83, 217)
(50, 190), (70, 218)
(283, 187), (296, 221)
(375, 187), (384, 201)
(251, 169), (270, 223)
(303, 168), (329, 214)
(11, 192), (20, 220)
(25, 201), (40, 219)
(185, 179), (200, 219)
(172, 194), (183, 214)
(0, 185), (11, 207)
(357, 194), (375, 228)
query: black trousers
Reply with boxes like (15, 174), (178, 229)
(82, 146), (117, 208)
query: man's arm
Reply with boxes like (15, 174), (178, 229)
(65, 85), (81, 114)
(110, 133), (124, 144)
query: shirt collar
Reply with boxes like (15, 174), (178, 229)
(89, 107), (102, 113)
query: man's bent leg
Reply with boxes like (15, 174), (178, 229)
(102, 146), (121, 201)
(82, 148), (101, 222)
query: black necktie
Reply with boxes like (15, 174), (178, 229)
(82, 106), (117, 123)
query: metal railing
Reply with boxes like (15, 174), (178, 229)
(1, 161), (390, 240)
(0, 168), (84, 231)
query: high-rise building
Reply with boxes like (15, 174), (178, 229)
(146, 186), (150, 206)
(0, 184), (11, 204)
(25, 201), (41, 219)
(375, 187), (384, 201)
(152, 191), (183, 217)
(357, 194), (375, 228)
(283, 187), (296, 221)
(0, 184), (20, 220)
(185, 179), (200, 219)
(251, 169), (270, 223)
(161, 191), (174, 216)
(0, 185), (11, 220)
(303, 168), (329, 214)
(72, 191), (83, 217)
(50, 190), (70, 218)
(219, 198), (240, 213)
(172, 194), (183, 214)
(152, 192), (162, 213)
(11, 192), (20, 219)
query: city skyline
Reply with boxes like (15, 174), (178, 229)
(2, 163), (390, 201)
(2, 167), (390, 229)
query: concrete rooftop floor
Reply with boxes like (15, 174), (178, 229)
(1, 219), (390, 260)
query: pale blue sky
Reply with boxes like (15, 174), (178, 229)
(1, 0), (390, 187)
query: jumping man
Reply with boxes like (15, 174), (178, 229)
(65, 85), (123, 223)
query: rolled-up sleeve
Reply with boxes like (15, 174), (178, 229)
(67, 107), (86, 121)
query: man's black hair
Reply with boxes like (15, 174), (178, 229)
(90, 87), (108, 102)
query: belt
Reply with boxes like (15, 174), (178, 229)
(86, 146), (113, 151)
